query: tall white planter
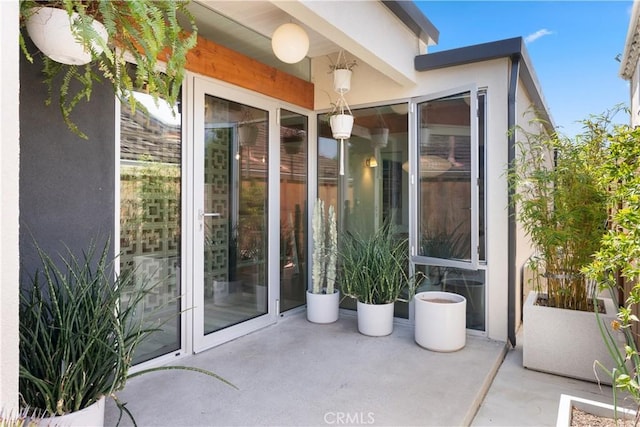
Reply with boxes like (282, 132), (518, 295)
(38, 396), (105, 427)
(306, 290), (340, 324)
(330, 114), (354, 140)
(357, 301), (394, 337)
(26, 7), (108, 66)
(414, 291), (466, 352)
(523, 291), (623, 384)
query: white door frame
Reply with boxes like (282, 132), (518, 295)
(189, 75), (280, 353)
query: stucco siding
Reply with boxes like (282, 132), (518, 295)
(19, 43), (116, 281)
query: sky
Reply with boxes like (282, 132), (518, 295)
(415, 1), (633, 138)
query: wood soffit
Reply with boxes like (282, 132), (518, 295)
(183, 35), (314, 110)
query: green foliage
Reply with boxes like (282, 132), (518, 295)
(19, 238), (234, 424)
(582, 109), (640, 413)
(19, 0), (198, 139)
(508, 117), (608, 310)
(339, 221), (419, 305)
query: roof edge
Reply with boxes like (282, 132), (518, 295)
(382, 1), (439, 45)
(415, 37), (554, 131)
(620, 0), (640, 80)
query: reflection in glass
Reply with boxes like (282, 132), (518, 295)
(203, 96), (268, 334)
(417, 93), (472, 262)
(318, 103), (410, 318)
(280, 109), (308, 311)
(120, 90), (182, 364)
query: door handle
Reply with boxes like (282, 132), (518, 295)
(198, 210), (222, 221)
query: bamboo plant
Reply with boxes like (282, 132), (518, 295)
(583, 111), (640, 416)
(508, 119), (608, 311)
(19, 0), (198, 139)
(311, 199), (337, 294)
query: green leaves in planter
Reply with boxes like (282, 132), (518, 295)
(339, 221), (419, 305)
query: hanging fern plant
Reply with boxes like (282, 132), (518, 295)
(19, 0), (198, 139)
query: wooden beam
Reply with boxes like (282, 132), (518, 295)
(184, 35), (314, 110)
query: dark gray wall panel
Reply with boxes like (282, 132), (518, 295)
(19, 49), (115, 278)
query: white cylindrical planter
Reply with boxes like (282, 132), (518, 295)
(414, 291), (466, 352)
(306, 290), (340, 324)
(330, 114), (354, 140)
(26, 7), (108, 66)
(38, 396), (105, 427)
(333, 69), (352, 94)
(357, 301), (394, 337)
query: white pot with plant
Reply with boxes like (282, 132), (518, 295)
(329, 50), (357, 94)
(18, 238), (235, 426)
(307, 199), (340, 324)
(329, 95), (354, 140)
(340, 221), (420, 337)
(19, 0), (198, 139)
(509, 116), (617, 382)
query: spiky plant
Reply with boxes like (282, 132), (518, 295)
(19, 238), (234, 424)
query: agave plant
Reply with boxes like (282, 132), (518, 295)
(19, 237), (234, 424)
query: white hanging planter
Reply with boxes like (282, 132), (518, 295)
(330, 114), (354, 140)
(306, 290), (340, 324)
(414, 291), (466, 352)
(357, 301), (394, 337)
(333, 69), (353, 94)
(26, 7), (108, 66)
(370, 127), (389, 148)
(38, 396), (105, 427)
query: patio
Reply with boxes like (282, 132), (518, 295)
(105, 310), (505, 426)
(104, 310), (620, 426)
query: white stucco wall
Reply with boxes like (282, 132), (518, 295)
(313, 55), (519, 342)
(0, 0), (20, 413)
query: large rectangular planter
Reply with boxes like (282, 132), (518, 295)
(523, 291), (624, 384)
(556, 394), (636, 426)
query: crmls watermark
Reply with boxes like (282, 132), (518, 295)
(324, 411), (375, 425)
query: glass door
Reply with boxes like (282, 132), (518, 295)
(193, 78), (276, 352)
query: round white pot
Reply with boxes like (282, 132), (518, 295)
(38, 396), (105, 427)
(330, 114), (354, 140)
(333, 69), (352, 94)
(357, 301), (394, 337)
(306, 290), (340, 324)
(414, 291), (466, 352)
(26, 7), (108, 66)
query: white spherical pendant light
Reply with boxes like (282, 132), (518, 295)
(271, 23), (309, 64)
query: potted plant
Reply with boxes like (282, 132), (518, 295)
(307, 199), (339, 324)
(339, 220), (417, 336)
(19, 0), (198, 139)
(328, 50), (357, 94)
(19, 238), (234, 426)
(329, 95), (354, 140)
(584, 116), (640, 417)
(509, 118), (618, 382)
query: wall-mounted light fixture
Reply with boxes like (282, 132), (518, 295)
(365, 156), (378, 168)
(271, 23), (309, 64)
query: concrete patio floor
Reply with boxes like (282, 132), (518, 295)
(105, 310), (624, 426)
